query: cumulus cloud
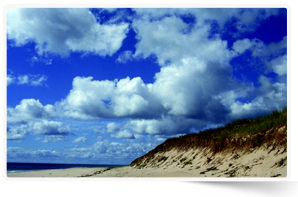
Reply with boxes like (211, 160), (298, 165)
(65, 63), (231, 122)
(58, 76), (165, 120)
(107, 122), (120, 132)
(111, 130), (135, 139)
(112, 77), (165, 118)
(232, 38), (261, 54)
(32, 120), (73, 135)
(269, 55), (287, 76)
(7, 125), (29, 140)
(232, 36), (287, 59)
(50, 8), (286, 137)
(229, 76), (287, 119)
(57, 76), (115, 119)
(132, 8), (247, 27)
(7, 8), (129, 57)
(132, 16), (233, 66)
(92, 122), (120, 134)
(133, 8), (280, 38)
(7, 74), (48, 86)
(56, 53), (285, 135)
(7, 99), (56, 123)
(127, 116), (195, 135)
(151, 59), (232, 119)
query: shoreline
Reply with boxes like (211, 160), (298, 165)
(7, 160), (287, 178)
(6, 166), (116, 177)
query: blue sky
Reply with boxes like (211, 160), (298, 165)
(6, 8), (287, 165)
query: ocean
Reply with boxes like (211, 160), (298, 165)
(7, 162), (125, 174)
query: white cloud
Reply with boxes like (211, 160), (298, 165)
(18, 74), (47, 86)
(67, 147), (91, 152)
(92, 122), (120, 134)
(151, 58), (234, 119)
(92, 139), (157, 161)
(229, 76), (287, 119)
(7, 75), (15, 85)
(7, 125), (28, 140)
(55, 53), (286, 135)
(111, 130), (135, 139)
(127, 115), (206, 135)
(133, 8), (240, 27)
(133, 8), (280, 37)
(269, 55), (287, 76)
(58, 76), (115, 119)
(7, 8), (129, 57)
(58, 76), (165, 120)
(232, 36), (287, 59)
(113, 77), (165, 118)
(116, 50), (133, 63)
(32, 120), (73, 135)
(55, 56), (258, 134)
(7, 99), (56, 123)
(92, 140), (109, 154)
(36, 135), (68, 143)
(107, 122), (119, 132)
(232, 38), (274, 58)
(29, 75), (48, 86)
(52, 8), (286, 137)
(72, 136), (87, 143)
(132, 15), (233, 66)
(7, 147), (60, 160)
(7, 74), (48, 86)
(232, 38), (256, 54)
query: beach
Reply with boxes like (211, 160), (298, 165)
(7, 167), (110, 178)
(7, 143), (287, 178)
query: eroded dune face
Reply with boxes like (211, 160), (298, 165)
(123, 125), (287, 178)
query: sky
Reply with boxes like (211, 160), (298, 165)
(6, 8), (287, 165)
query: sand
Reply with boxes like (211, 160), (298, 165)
(7, 144), (287, 178)
(7, 167), (110, 178)
(92, 146), (287, 178)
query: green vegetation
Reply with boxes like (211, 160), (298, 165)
(130, 108), (287, 167)
(185, 160), (192, 165)
(209, 107), (287, 139)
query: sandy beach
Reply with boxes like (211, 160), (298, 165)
(7, 167), (111, 178)
(7, 143), (287, 178)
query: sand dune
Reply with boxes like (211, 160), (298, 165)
(8, 123), (287, 178)
(7, 142), (286, 178)
(92, 144), (287, 177)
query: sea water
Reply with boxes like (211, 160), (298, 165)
(7, 162), (125, 174)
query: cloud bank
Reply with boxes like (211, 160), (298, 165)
(7, 8), (129, 57)
(8, 8), (286, 137)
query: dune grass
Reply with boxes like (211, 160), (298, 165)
(130, 108), (287, 167)
(209, 107), (287, 139)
